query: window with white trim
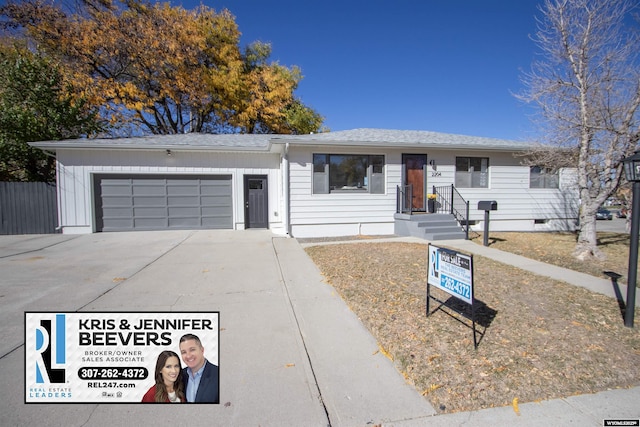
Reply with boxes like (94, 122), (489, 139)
(313, 154), (384, 194)
(455, 157), (489, 188)
(529, 166), (559, 188)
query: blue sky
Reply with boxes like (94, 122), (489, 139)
(186, 1), (543, 140)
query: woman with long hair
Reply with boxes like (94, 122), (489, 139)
(141, 350), (186, 403)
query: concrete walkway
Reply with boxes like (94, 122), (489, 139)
(2, 231), (639, 426)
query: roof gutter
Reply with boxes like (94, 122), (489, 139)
(28, 142), (272, 153)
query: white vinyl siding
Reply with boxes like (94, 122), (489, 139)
(55, 149), (284, 234)
(289, 148), (578, 237)
(460, 165), (578, 228)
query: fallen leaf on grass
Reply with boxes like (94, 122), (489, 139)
(428, 354), (441, 363)
(377, 344), (393, 361)
(571, 320), (592, 330)
(421, 384), (443, 395)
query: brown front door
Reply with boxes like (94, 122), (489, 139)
(403, 154), (427, 211)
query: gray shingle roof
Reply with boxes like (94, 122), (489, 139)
(30, 128), (534, 152)
(273, 128), (534, 150)
(30, 133), (293, 151)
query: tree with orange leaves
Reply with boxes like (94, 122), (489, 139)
(1, 0), (323, 135)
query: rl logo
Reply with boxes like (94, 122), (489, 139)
(430, 249), (439, 279)
(34, 314), (66, 383)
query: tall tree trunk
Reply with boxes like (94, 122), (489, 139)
(574, 192), (603, 260)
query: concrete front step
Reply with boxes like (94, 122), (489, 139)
(394, 213), (467, 240)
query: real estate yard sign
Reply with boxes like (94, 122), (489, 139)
(427, 244), (473, 304)
(427, 244), (479, 348)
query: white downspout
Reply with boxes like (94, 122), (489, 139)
(284, 142), (291, 236)
(55, 159), (62, 231)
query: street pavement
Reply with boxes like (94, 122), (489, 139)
(595, 215), (628, 233)
(2, 230), (639, 426)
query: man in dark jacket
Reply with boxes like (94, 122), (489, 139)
(179, 333), (219, 403)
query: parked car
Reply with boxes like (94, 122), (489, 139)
(596, 208), (613, 220)
(616, 208), (627, 218)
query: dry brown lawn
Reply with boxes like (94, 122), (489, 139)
(472, 231), (638, 286)
(304, 233), (640, 414)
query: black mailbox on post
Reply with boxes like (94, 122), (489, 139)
(478, 200), (498, 246)
(478, 200), (497, 211)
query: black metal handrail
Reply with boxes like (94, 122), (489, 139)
(396, 184), (413, 214)
(433, 184), (470, 239)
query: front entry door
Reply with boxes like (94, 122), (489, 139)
(402, 154), (427, 211)
(244, 175), (268, 229)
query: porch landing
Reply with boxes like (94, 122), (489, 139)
(394, 213), (467, 241)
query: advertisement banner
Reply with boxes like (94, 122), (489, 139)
(25, 311), (219, 403)
(427, 244), (473, 304)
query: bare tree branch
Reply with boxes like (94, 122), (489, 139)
(517, 0), (640, 260)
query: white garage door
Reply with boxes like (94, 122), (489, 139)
(94, 174), (233, 232)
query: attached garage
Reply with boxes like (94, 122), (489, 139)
(93, 174), (233, 232)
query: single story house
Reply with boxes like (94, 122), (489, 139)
(30, 128), (579, 237)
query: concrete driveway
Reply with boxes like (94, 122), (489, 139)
(1, 230), (436, 427)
